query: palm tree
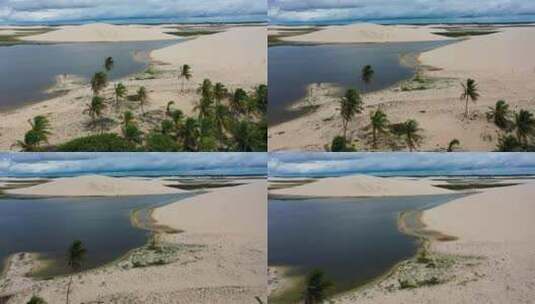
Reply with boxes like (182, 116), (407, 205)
(166, 101), (175, 117)
(303, 269), (333, 304)
(122, 123), (142, 145)
(180, 117), (199, 151)
(179, 64), (192, 93)
(402, 119), (423, 152)
(66, 240), (86, 304)
(28, 115), (52, 144)
(160, 119), (174, 135)
(15, 130), (42, 152)
(254, 84), (268, 115)
(447, 139), (460, 152)
(486, 100), (511, 129)
(214, 104), (230, 142)
(369, 109), (389, 149)
(339, 89), (363, 141)
(361, 65), (374, 91)
(137, 87), (148, 115)
(104, 57), (114, 72)
(213, 82), (228, 106)
(514, 109), (535, 147)
(460, 78), (480, 118)
(232, 120), (256, 152)
(197, 79), (213, 99)
(170, 109), (184, 131)
(84, 96), (106, 130)
(114, 83), (127, 110)
(122, 111), (134, 128)
(90, 72), (107, 95)
(231, 88), (248, 115)
(194, 95), (214, 121)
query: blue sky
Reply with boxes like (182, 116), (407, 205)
(0, 0), (267, 24)
(269, 153), (535, 177)
(0, 153), (267, 177)
(269, 0), (535, 24)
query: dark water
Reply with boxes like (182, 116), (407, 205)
(268, 193), (466, 299)
(268, 40), (453, 125)
(0, 40), (179, 110)
(0, 193), (190, 277)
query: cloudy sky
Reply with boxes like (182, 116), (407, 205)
(0, 0), (267, 24)
(0, 153), (267, 176)
(269, 153), (535, 177)
(269, 0), (535, 23)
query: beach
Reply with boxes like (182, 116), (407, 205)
(0, 23), (266, 150)
(330, 181), (535, 303)
(0, 178), (267, 304)
(268, 24), (535, 151)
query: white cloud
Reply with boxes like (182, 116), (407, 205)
(0, 0), (267, 23)
(269, 153), (535, 176)
(269, 0), (535, 23)
(0, 153), (267, 176)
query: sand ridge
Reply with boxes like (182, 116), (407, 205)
(281, 23), (450, 43)
(20, 23), (179, 42)
(269, 174), (452, 198)
(5, 175), (185, 197)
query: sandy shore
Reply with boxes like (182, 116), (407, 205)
(269, 25), (535, 151)
(5, 175), (185, 197)
(334, 182), (535, 303)
(0, 24), (265, 150)
(0, 181), (267, 304)
(269, 175), (452, 198)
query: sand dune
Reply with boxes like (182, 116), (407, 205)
(152, 26), (267, 86)
(154, 181), (266, 238)
(269, 175), (452, 198)
(5, 175), (185, 197)
(424, 182), (535, 242)
(281, 23), (449, 43)
(20, 23), (178, 42)
(422, 26), (535, 74)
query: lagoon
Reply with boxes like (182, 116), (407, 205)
(0, 193), (190, 277)
(0, 40), (178, 110)
(268, 40), (453, 125)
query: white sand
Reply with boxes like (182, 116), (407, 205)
(281, 23), (449, 43)
(269, 175), (452, 198)
(20, 23), (178, 42)
(5, 175), (185, 197)
(270, 25), (535, 151)
(153, 181), (266, 238)
(336, 182), (535, 303)
(1, 182), (267, 304)
(152, 26), (267, 86)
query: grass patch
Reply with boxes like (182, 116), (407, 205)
(433, 30), (499, 38)
(165, 30), (220, 37)
(435, 182), (519, 191)
(268, 28), (319, 46)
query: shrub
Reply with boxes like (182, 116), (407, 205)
(145, 133), (181, 152)
(27, 296), (47, 304)
(56, 133), (136, 152)
(330, 136), (355, 152)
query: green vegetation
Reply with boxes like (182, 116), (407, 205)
(447, 139), (461, 152)
(13, 58), (266, 152)
(339, 88), (363, 142)
(361, 64), (374, 91)
(56, 133), (136, 152)
(303, 269), (333, 304)
(26, 296), (47, 304)
(369, 109), (389, 150)
(435, 182), (519, 191)
(487, 100), (512, 130)
(165, 30), (220, 37)
(491, 102), (535, 151)
(66, 240), (87, 304)
(433, 30), (499, 38)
